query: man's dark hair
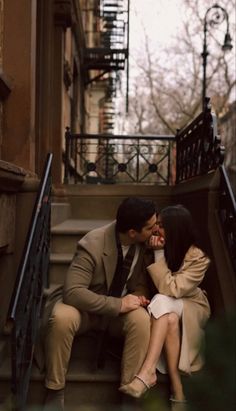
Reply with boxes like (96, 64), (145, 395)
(116, 197), (157, 233)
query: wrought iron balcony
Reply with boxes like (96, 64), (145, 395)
(83, 1), (129, 84)
(84, 48), (127, 71)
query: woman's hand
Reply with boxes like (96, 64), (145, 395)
(148, 235), (165, 249)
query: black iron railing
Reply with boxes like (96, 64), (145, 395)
(64, 131), (175, 185)
(64, 99), (226, 186)
(176, 98), (225, 183)
(8, 153), (53, 411)
(219, 164), (236, 274)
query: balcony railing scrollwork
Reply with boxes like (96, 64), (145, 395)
(176, 97), (225, 183)
(64, 131), (175, 185)
(64, 99), (226, 187)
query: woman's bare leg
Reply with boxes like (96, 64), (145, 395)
(164, 313), (185, 401)
(121, 313), (169, 393)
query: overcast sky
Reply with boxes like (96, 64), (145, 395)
(129, 0), (182, 52)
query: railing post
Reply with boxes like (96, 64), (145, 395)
(136, 138), (140, 182)
(175, 129), (180, 184)
(64, 127), (71, 184)
(105, 138), (109, 180)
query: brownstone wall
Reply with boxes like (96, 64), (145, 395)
(0, 161), (39, 334)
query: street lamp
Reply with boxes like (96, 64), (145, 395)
(202, 3), (233, 109)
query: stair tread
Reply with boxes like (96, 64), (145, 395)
(50, 253), (73, 262)
(52, 219), (112, 234)
(0, 355), (120, 383)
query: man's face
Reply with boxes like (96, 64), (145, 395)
(131, 213), (157, 243)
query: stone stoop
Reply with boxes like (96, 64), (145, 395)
(45, 186), (173, 410)
(0, 186), (172, 410)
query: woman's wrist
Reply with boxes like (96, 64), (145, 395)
(154, 249), (164, 262)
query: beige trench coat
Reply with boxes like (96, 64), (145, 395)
(147, 245), (211, 374)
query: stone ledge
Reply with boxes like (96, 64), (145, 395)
(0, 160), (26, 192)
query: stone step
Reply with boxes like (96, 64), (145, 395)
(51, 202), (71, 228)
(64, 184), (171, 220)
(49, 253), (73, 284)
(28, 359), (170, 410)
(0, 341), (170, 410)
(51, 219), (112, 253)
(0, 320), (172, 410)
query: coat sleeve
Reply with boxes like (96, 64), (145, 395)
(147, 247), (210, 298)
(63, 241), (121, 317)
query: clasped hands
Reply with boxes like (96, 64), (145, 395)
(120, 294), (150, 313)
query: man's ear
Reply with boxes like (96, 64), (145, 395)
(128, 229), (137, 239)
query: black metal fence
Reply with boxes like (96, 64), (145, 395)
(64, 99), (225, 186)
(64, 131), (175, 185)
(176, 98), (224, 183)
(8, 153), (53, 411)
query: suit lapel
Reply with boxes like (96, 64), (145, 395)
(102, 222), (118, 291)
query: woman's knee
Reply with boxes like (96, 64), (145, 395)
(167, 312), (180, 331)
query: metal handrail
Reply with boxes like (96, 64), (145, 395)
(176, 98), (225, 183)
(219, 164), (236, 274)
(8, 153), (53, 411)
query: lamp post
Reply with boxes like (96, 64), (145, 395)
(202, 3), (233, 110)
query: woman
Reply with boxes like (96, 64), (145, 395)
(119, 205), (211, 410)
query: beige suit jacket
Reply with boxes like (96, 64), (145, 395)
(62, 221), (153, 319)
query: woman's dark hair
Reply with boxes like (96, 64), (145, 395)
(160, 205), (201, 272)
(116, 197), (157, 233)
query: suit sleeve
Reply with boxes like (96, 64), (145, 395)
(63, 243), (121, 317)
(147, 247), (210, 298)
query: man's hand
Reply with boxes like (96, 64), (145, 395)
(120, 294), (141, 313)
(138, 295), (150, 307)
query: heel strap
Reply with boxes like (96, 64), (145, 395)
(170, 396), (187, 403)
(134, 374), (150, 389)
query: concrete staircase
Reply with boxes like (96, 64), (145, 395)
(0, 184), (172, 411)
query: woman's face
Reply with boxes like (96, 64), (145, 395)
(156, 216), (165, 239)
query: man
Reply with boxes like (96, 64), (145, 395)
(43, 197), (157, 410)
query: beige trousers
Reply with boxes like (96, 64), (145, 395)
(43, 301), (151, 390)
